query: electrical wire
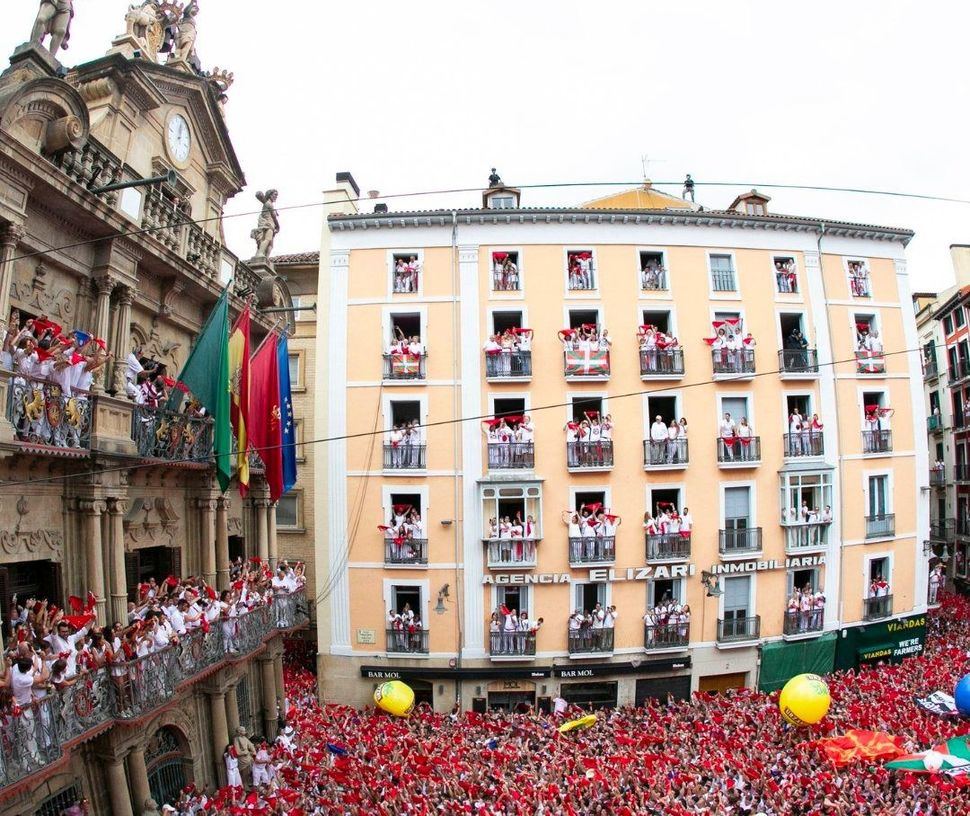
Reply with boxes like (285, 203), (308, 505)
(8, 176), (968, 267)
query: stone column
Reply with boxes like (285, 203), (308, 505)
(110, 285), (134, 394)
(108, 497), (129, 623)
(0, 223), (25, 340)
(127, 745), (151, 816)
(91, 276), (116, 394)
(105, 756), (134, 816)
(225, 684), (240, 735)
(80, 499), (107, 622)
(260, 657), (278, 740)
(268, 501), (278, 569)
(208, 691), (229, 786)
(198, 498), (216, 586)
(273, 653), (285, 707)
(255, 499), (269, 562)
(216, 496), (230, 589)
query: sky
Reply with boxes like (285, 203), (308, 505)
(3, 0), (968, 291)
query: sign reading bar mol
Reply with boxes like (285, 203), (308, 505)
(482, 556), (825, 585)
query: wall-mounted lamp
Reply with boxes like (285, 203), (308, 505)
(701, 571), (723, 597)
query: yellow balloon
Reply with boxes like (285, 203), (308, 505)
(558, 714), (598, 734)
(374, 680), (415, 717)
(778, 673), (831, 727)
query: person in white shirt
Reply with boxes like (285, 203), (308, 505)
(650, 415), (668, 464)
(44, 618), (91, 679)
(503, 608), (518, 654)
(788, 410), (803, 456)
(719, 413), (736, 460)
(666, 419), (682, 464)
(928, 564), (944, 605)
(736, 417), (753, 461)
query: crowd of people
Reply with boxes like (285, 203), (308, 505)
(637, 325), (682, 373)
(562, 507), (621, 562)
(558, 325), (612, 354)
(393, 256), (422, 293)
(482, 330), (533, 377)
(379, 505), (426, 563)
(775, 258), (799, 293)
(491, 253), (520, 291)
(642, 597), (691, 645)
(849, 260), (872, 297)
(567, 251), (595, 290)
(563, 414), (614, 467)
(784, 586), (826, 633)
(647, 414), (689, 464)
(718, 411), (757, 460)
(708, 323), (757, 373)
(785, 408), (824, 457)
(386, 421), (425, 468)
(386, 604), (426, 654)
(484, 512), (539, 564)
(782, 503), (833, 547)
(2, 558), (306, 786)
(162, 593), (970, 815)
(489, 605), (543, 655)
(856, 324), (885, 373)
(482, 416), (535, 468)
(640, 257), (667, 291)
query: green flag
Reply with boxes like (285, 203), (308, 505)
(168, 286), (232, 491)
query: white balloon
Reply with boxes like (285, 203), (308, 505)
(923, 751), (944, 772)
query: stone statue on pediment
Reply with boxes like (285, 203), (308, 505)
(31, 0), (74, 60)
(171, 1), (199, 65)
(251, 190), (280, 259)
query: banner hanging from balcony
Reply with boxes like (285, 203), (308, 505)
(250, 332), (284, 501)
(229, 306), (251, 496)
(167, 286), (232, 491)
(564, 348), (609, 376)
(277, 332), (297, 495)
(389, 352), (423, 377)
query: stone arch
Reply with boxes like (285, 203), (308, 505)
(130, 323), (150, 355)
(0, 77), (90, 156)
(142, 721), (193, 807)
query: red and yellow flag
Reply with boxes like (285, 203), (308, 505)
(228, 306), (251, 495)
(815, 730), (906, 767)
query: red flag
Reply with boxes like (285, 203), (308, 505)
(250, 333), (283, 501)
(68, 595), (84, 613)
(229, 307), (252, 496)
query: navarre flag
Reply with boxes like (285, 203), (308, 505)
(564, 348), (610, 377)
(250, 333), (283, 501)
(886, 736), (970, 774)
(167, 286), (232, 490)
(815, 730), (906, 767)
(228, 306), (251, 496)
(276, 332), (297, 495)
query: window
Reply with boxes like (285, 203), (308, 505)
(574, 582), (607, 613)
(944, 316), (954, 335)
(493, 311), (523, 335)
(496, 585), (530, 616)
(648, 577), (683, 607)
(639, 251), (667, 291)
(868, 557), (890, 585)
(709, 254), (736, 292)
(868, 475), (889, 516)
(745, 202), (765, 215)
(288, 353), (300, 388)
(571, 395), (603, 423)
(294, 418), (306, 462)
(568, 309), (600, 331)
(276, 493), (300, 529)
(773, 256), (798, 293)
(641, 309), (672, 335)
(391, 253), (422, 293)
(566, 250), (595, 290)
(390, 312), (422, 344)
(723, 576), (751, 620)
(481, 484), (541, 538)
(391, 585), (423, 616)
(488, 195), (516, 210)
(847, 259), (871, 297)
(390, 400), (421, 426)
(787, 567), (821, 595)
(779, 472), (832, 523)
(956, 309), (966, 329)
(491, 251), (520, 291)
(724, 486), (751, 528)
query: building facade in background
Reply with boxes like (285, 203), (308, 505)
(0, 11), (306, 815)
(314, 174), (929, 711)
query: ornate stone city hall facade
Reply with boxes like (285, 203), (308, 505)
(0, 5), (306, 815)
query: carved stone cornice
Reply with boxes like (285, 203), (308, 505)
(0, 223), (26, 247)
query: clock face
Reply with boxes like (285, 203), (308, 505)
(167, 114), (191, 163)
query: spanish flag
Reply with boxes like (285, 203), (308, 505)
(228, 306), (251, 495)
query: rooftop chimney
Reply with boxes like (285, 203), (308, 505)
(335, 171), (360, 198)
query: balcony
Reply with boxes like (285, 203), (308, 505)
(485, 351), (532, 380)
(485, 538), (538, 569)
(131, 406), (214, 462)
(489, 630), (537, 659)
(643, 438), (688, 470)
(487, 442), (535, 470)
(951, 359), (970, 383)
(567, 626), (615, 657)
(644, 622), (689, 651)
(0, 591), (307, 790)
(6, 376), (92, 452)
(863, 595), (893, 621)
(928, 415), (943, 434)
(778, 349), (819, 377)
(50, 136), (123, 204)
(563, 350), (610, 380)
(717, 436), (761, 467)
(384, 538), (428, 566)
(856, 351), (886, 375)
(957, 464), (970, 483)
(865, 513), (895, 539)
(383, 353), (427, 381)
(386, 628), (429, 655)
(929, 467), (946, 487)
(717, 616), (761, 644)
(782, 522), (830, 554)
(639, 349), (685, 379)
(641, 269), (668, 292)
(862, 430), (892, 454)
(783, 432), (824, 458)
(566, 441), (614, 471)
(850, 275), (871, 297)
(710, 270), (736, 292)
(719, 527), (763, 557)
(711, 348), (756, 378)
(929, 519), (955, 542)
(568, 536), (616, 566)
(383, 444), (427, 470)
(783, 610), (824, 639)
(924, 360), (940, 380)
(567, 263), (596, 291)
(645, 532), (691, 562)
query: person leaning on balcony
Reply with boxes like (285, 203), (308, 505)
(643, 608), (657, 645)
(650, 415), (668, 462)
(503, 607), (518, 654)
(666, 419), (682, 463)
(719, 413), (736, 460)
(788, 409), (804, 456)
(736, 417), (753, 460)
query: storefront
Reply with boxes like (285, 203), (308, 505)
(486, 679), (537, 711)
(758, 633), (837, 693)
(833, 613), (927, 672)
(635, 675), (691, 705)
(560, 681), (618, 709)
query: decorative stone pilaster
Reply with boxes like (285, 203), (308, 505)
(110, 285), (134, 394)
(80, 499), (108, 622)
(108, 497), (129, 623)
(260, 656), (278, 740)
(127, 745), (152, 816)
(216, 496), (230, 588)
(0, 224), (26, 445)
(105, 755), (134, 816)
(254, 499), (269, 562)
(91, 275), (116, 394)
(197, 497), (217, 586)
(208, 691), (229, 786)
(225, 685), (240, 736)
(268, 501), (278, 569)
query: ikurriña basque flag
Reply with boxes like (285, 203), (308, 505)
(276, 332), (297, 495)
